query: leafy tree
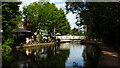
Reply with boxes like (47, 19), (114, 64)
(55, 8), (70, 35)
(23, 2), (70, 35)
(2, 2), (22, 49)
(66, 2), (120, 49)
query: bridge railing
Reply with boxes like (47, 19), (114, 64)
(56, 36), (86, 40)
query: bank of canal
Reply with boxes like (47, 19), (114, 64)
(2, 41), (101, 68)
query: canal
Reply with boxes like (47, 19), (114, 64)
(2, 41), (101, 68)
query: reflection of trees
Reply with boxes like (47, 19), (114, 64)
(82, 45), (101, 68)
(2, 50), (30, 68)
(31, 44), (69, 67)
(2, 44), (69, 68)
(34, 50), (69, 67)
(2, 51), (14, 68)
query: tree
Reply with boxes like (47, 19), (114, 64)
(23, 2), (70, 35)
(66, 2), (120, 44)
(55, 8), (70, 35)
(2, 2), (22, 49)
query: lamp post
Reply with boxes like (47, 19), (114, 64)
(34, 32), (37, 42)
(54, 27), (55, 36)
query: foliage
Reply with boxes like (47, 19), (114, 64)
(2, 44), (12, 51)
(2, 2), (22, 48)
(66, 2), (120, 46)
(23, 2), (70, 35)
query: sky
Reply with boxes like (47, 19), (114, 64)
(19, 0), (79, 29)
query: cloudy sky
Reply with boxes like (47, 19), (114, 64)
(19, 0), (78, 29)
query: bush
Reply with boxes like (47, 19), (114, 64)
(2, 44), (12, 51)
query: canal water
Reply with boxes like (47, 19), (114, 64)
(1, 41), (101, 68)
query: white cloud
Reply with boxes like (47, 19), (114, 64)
(19, 0), (65, 11)
(19, 0), (38, 11)
(55, 3), (66, 9)
(66, 12), (78, 29)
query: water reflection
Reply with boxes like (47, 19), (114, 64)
(65, 42), (85, 67)
(2, 41), (101, 68)
(2, 44), (69, 68)
(82, 45), (101, 68)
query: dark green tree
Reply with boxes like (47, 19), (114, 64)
(66, 2), (120, 50)
(2, 2), (22, 50)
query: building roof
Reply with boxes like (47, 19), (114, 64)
(14, 28), (31, 33)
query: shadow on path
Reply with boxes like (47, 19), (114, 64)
(98, 45), (119, 68)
